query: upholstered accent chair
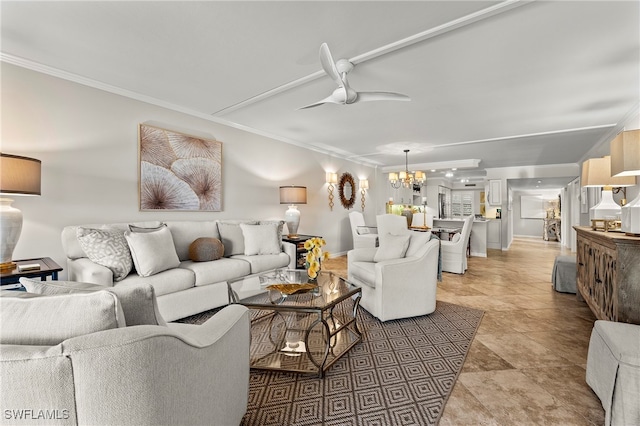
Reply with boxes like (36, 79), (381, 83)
(349, 211), (379, 249)
(347, 214), (440, 322)
(441, 214), (474, 274)
(0, 281), (250, 426)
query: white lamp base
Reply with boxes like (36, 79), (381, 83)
(590, 189), (621, 221)
(0, 198), (23, 269)
(621, 192), (640, 234)
(284, 205), (301, 237)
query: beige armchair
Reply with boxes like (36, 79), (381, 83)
(1, 281), (250, 426)
(349, 211), (378, 249)
(347, 214), (440, 321)
(441, 214), (474, 274)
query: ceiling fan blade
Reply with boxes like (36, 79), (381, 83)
(299, 94), (343, 110)
(299, 86), (348, 109)
(355, 92), (411, 103)
(319, 43), (345, 87)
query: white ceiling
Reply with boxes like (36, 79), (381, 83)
(2, 1), (639, 184)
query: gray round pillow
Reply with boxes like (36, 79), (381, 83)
(189, 238), (224, 262)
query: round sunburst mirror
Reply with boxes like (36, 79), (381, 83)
(338, 172), (356, 210)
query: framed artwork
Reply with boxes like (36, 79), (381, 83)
(139, 124), (222, 211)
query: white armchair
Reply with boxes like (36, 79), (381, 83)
(1, 282), (250, 426)
(347, 214), (440, 322)
(349, 211), (378, 249)
(441, 214), (474, 274)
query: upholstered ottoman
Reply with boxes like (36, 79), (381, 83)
(586, 320), (640, 426)
(551, 255), (576, 293)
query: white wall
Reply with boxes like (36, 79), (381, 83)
(1, 63), (377, 278)
(512, 189), (561, 238)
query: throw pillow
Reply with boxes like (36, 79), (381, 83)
(240, 223), (281, 255)
(19, 278), (166, 327)
(406, 231), (432, 257)
(76, 227), (133, 282)
(373, 233), (411, 262)
(0, 291), (125, 345)
(217, 221), (257, 257)
(258, 220), (285, 242)
(189, 237), (224, 262)
(451, 233), (462, 243)
(125, 226), (180, 277)
(128, 222), (166, 233)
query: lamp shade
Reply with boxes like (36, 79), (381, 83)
(326, 172), (338, 184)
(359, 179), (369, 190)
(611, 130), (640, 177)
(581, 156), (635, 187)
(0, 154), (41, 195)
(279, 186), (307, 204)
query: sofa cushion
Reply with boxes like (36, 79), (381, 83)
(231, 253), (290, 274)
(19, 278), (167, 327)
(125, 225), (180, 277)
(373, 233), (411, 262)
(180, 258), (251, 286)
(217, 220), (257, 256)
(76, 227), (133, 281)
(0, 291), (125, 345)
(189, 237), (224, 262)
(350, 261), (376, 288)
(115, 267), (195, 296)
(240, 223), (281, 255)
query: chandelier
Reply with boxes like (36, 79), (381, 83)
(388, 149), (427, 189)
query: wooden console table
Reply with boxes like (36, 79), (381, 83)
(574, 226), (640, 324)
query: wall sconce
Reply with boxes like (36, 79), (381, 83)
(0, 154), (42, 270)
(359, 179), (369, 211)
(326, 172), (338, 210)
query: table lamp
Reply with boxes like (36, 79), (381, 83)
(610, 129), (640, 234)
(279, 185), (307, 237)
(581, 155), (634, 221)
(0, 153), (42, 270)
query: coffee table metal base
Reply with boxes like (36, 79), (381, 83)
(247, 294), (361, 378)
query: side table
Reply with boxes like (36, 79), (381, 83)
(282, 235), (322, 270)
(0, 257), (63, 289)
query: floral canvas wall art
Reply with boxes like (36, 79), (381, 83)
(139, 124), (222, 211)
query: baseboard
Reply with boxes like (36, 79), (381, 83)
(470, 252), (487, 258)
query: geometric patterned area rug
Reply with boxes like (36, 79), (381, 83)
(180, 300), (483, 425)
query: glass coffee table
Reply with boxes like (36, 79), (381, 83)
(228, 269), (362, 378)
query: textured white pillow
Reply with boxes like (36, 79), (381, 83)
(240, 223), (281, 255)
(76, 227), (133, 282)
(0, 291), (125, 345)
(406, 231), (433, 257)
(451, 233), (462, 243)
(373, 233), (411, 262)
(125, 226), (180, 277)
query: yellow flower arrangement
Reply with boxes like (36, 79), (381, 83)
(304, 237), (330, 279)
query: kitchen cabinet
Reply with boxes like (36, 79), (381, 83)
(487, 180), (502, 206)
(487, 219), (501, 249)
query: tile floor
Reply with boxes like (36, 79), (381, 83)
(323, 237), (605, 425)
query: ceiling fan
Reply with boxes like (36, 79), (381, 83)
(299, 43), (411, 109)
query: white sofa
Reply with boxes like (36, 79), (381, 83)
(61, 220), (296, 321)
(1, 283), (250, 426)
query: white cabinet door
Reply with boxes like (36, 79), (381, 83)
(488, 180), (501, 205)
(487, 219), (501, 249)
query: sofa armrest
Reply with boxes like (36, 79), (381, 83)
(167, 304), (249, 348)
(67, 258), (114, 286)
(282, 240), (296, 269)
